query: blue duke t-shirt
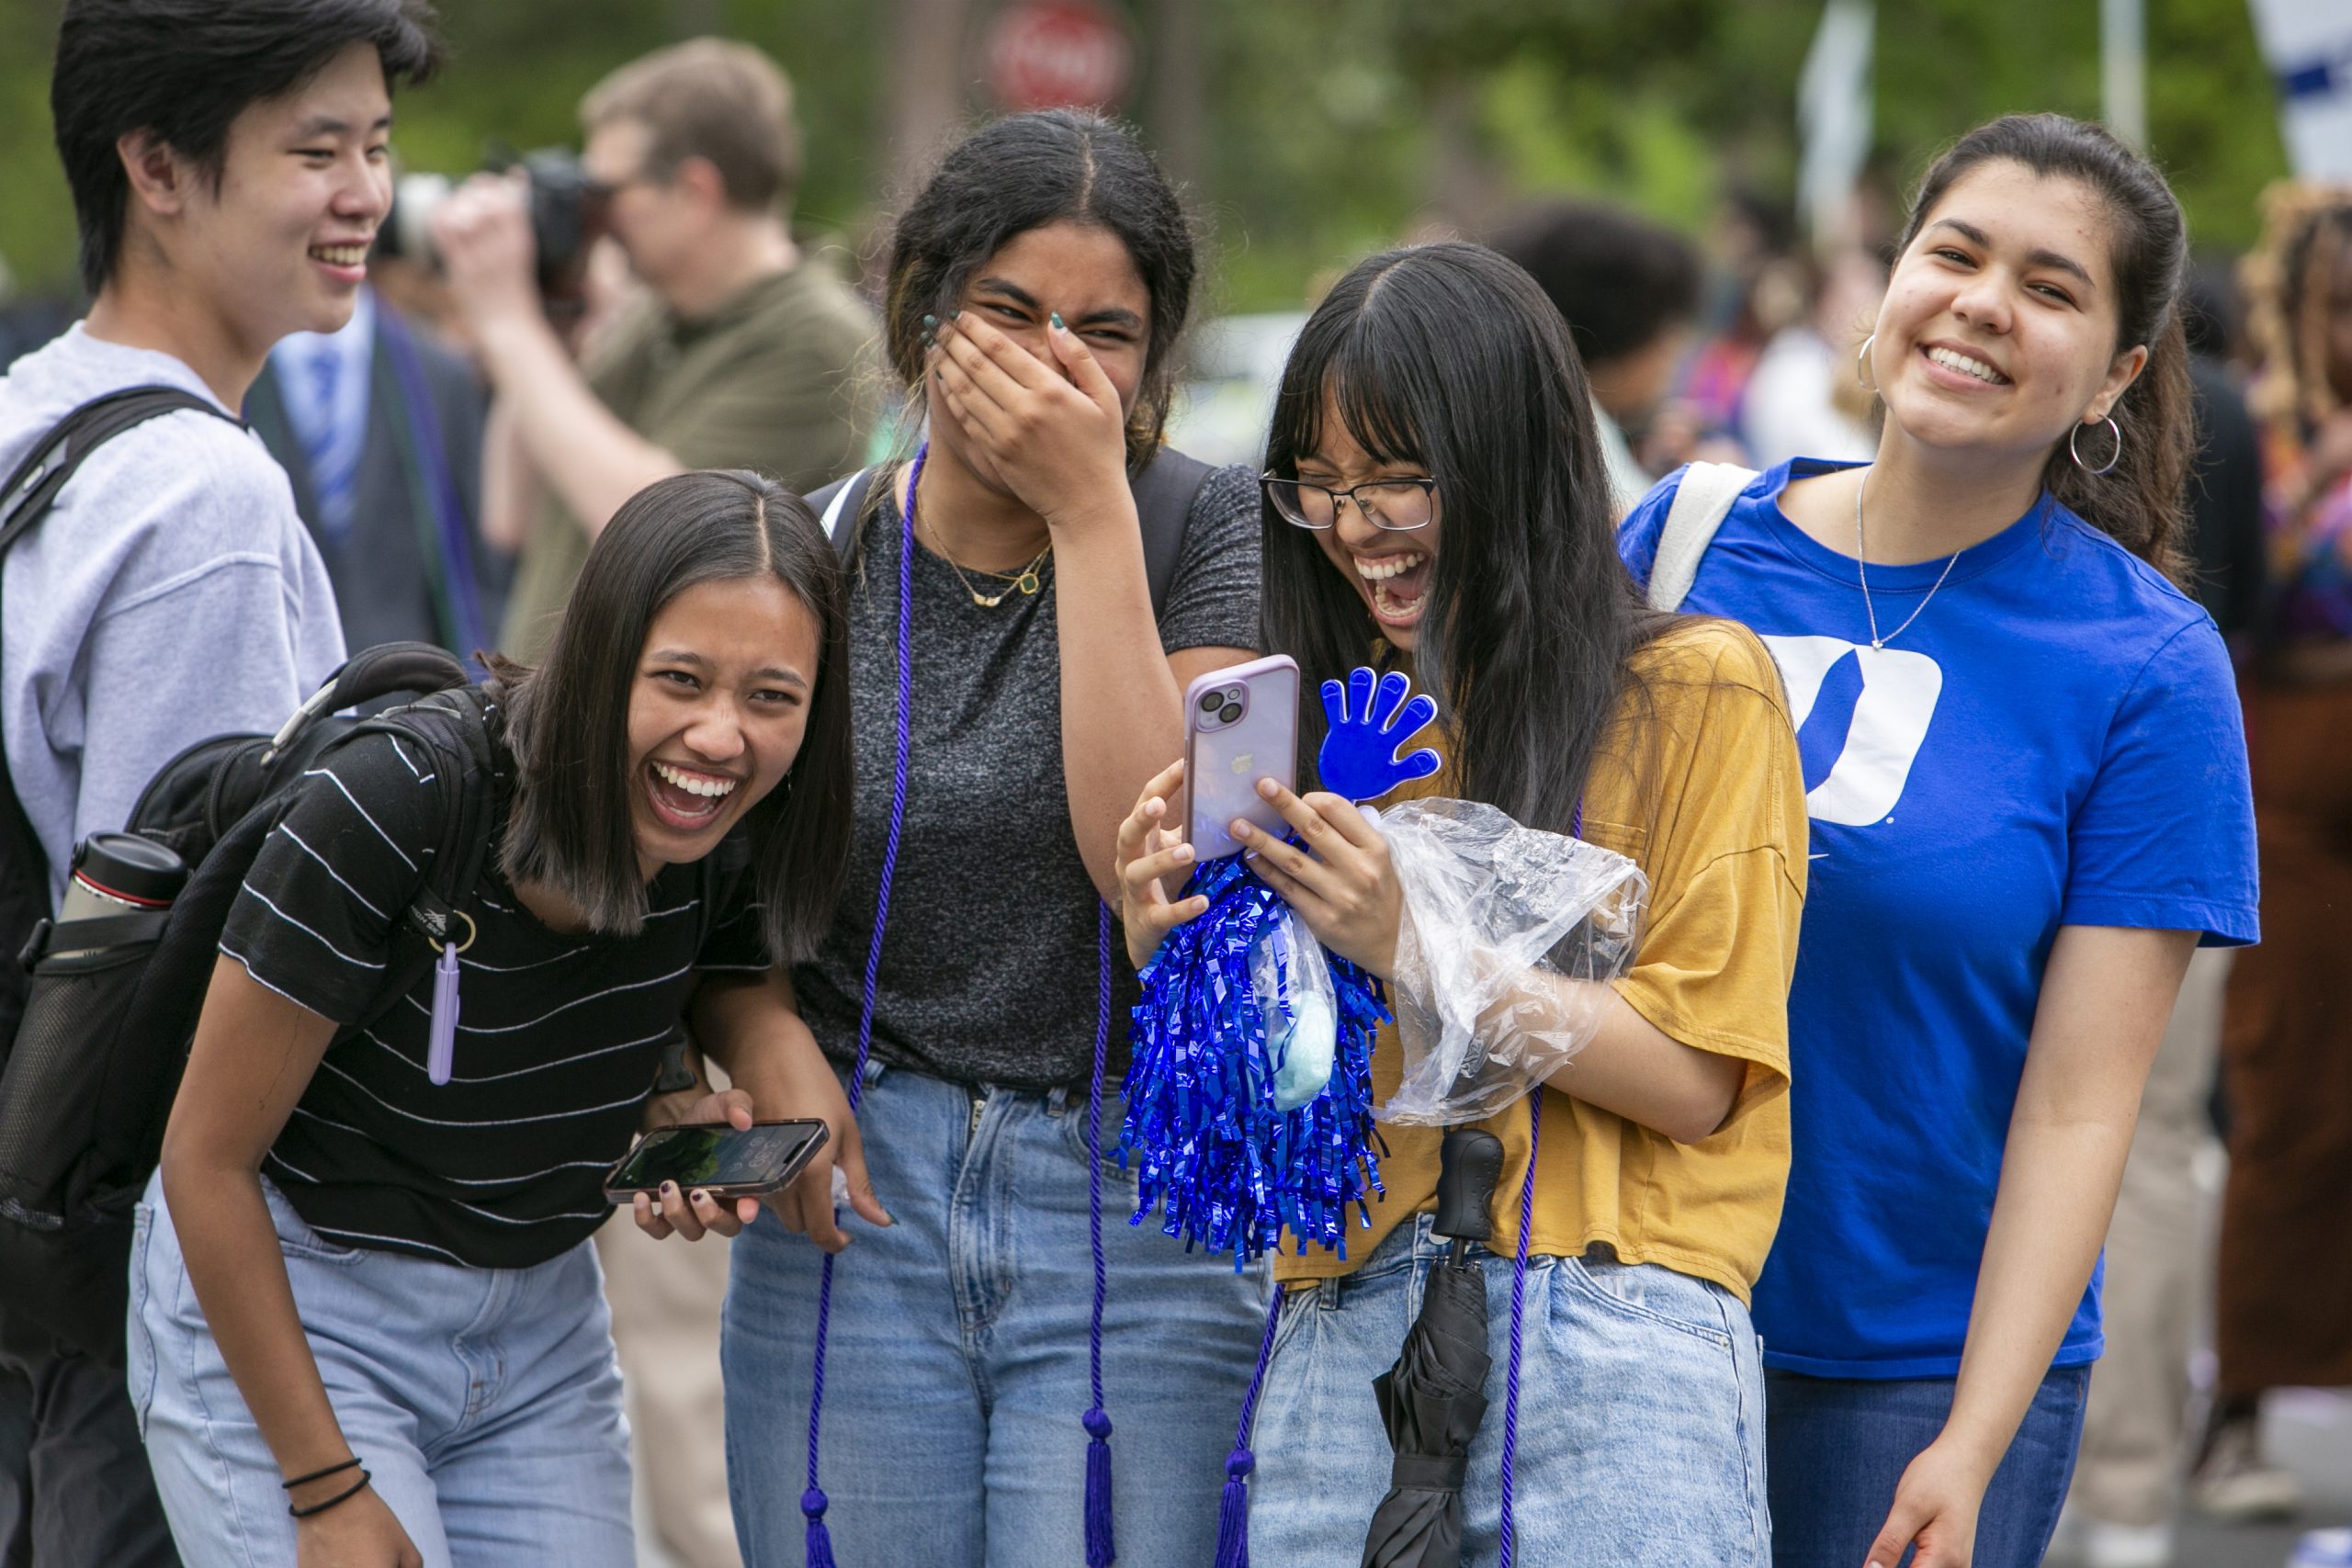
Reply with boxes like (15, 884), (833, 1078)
(1620, 459), (2258, 1378)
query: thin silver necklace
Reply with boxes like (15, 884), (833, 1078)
(1854, 466), (1962, 650)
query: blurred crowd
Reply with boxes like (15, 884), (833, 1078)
(2, 15), (2348, 1568)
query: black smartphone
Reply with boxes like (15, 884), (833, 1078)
(604, 1119), (829, 1202)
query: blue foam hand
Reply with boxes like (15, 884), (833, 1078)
(1317, 666), (1441, 804)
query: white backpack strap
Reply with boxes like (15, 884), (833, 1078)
(818, 468), (868, 546)
(1645, 461), (1760, 613)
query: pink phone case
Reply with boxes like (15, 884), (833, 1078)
(1183, 656), (1300, 862)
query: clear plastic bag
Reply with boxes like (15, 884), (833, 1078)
(1249, 903), (1339, 1111)
(1372, 798), (1648, 1125)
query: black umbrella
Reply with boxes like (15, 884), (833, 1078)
(1361, 1127), (1506, 1567)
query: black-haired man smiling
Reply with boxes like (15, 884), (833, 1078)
(0, 5), (438, 1564)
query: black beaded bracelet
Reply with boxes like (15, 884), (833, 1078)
(288, 1471), (370, 1519)
(280, 1456), (362, 1490)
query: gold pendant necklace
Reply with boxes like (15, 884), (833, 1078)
(921, 509), (1052, 608)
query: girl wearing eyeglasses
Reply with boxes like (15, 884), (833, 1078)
(1117, 239), (1807, 1564)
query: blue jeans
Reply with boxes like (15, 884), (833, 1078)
(128, 1172), (634, 1568)
(1251, 1213), (1772, 1566)
(721, 1063), (1271, 1568)
(1765, 1365), (2090, 1568)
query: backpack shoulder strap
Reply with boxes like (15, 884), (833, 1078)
(810, 454), (1208, 615)
(1645, 461), (1761, 613)
(1128, 448), (1216, 621)
(345, 688), (503, 1023)
(809, 469), (876, 561)
(0, 387), (240, 562)
(103, 689), (495, 1168)
(1, 386), (243, 1042)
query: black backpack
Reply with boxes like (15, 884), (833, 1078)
(0, 640), (502, 1362)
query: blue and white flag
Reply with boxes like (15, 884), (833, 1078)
(2249, 0), (2352, 179)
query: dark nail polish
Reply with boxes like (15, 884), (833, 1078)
(1049, 311), (1065, 331)
(921, 312), (937, 328)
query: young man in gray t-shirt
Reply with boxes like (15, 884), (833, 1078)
(0, 5), (439, 1565)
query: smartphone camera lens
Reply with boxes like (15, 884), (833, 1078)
(1219, 702), (1244, 724)
(1198, 692), (1223, 714)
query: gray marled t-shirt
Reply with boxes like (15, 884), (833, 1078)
(795, 462), (1260, 1089)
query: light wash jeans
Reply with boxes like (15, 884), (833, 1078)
(721, 1062), (1270, 1568)
(1251, 1213), (1772, 1566)
(128, 1171), (634, 1568)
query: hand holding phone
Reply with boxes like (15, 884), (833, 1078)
(1183, 655), (1301, 861)
(607, 1118), (829, 1204)
(614, 1114), (831, 1245)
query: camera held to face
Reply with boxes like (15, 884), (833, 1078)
(378, 147), (611, 316)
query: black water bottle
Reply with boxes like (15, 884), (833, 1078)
(49, 833), (186, 960)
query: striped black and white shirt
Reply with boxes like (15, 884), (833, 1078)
(218, 725), (768, 1268)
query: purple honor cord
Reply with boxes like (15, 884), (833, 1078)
(1084, 903), (1116, 1566)
(801, 447), (921, 1565)
(801, 445), (1122, 1566)
(424, 940), (459, 1086)
(1496, 1090), (1540, 1568)
(1215, 1287), (1285, 1568)
(1495, 803), (1570, 1567)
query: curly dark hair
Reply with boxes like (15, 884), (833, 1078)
(880, 109), (1196, 471)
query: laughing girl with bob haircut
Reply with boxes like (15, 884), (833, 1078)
(139, 469), (878, 1568)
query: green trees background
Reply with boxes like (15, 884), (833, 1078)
(0, 0), (2293, 310)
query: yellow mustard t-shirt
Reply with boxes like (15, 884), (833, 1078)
(1275, 618), (1808, 1303)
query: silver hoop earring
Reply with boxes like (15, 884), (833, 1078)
(1855, 333), (1878, 393)
(2069, 414), (2122, 475)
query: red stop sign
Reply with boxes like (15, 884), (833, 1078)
(986, 0), (1134, 112)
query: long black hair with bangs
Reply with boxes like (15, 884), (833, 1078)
(1261, 241), (1668, 833)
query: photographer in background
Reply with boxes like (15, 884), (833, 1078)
(432, 37), (876, 665)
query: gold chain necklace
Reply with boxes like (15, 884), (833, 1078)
(916, 497), (1052, 608)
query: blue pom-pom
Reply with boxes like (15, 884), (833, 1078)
(1120, 852), (1388, 1263)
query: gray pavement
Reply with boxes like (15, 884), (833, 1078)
(2052, 1389), (2352, 1568)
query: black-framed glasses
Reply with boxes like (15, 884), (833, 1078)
(1261, 474), (1439, 532)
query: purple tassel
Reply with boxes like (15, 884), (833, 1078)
(1212, 1447), (1254, 1568)
(424, 939), (459, 1084)
(1083, 1407), (1115, 1565)
(1212, 1287), (1283, 1568)
(1083, 907), (1118, 1565)
(802, 1487), (837, 1568)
